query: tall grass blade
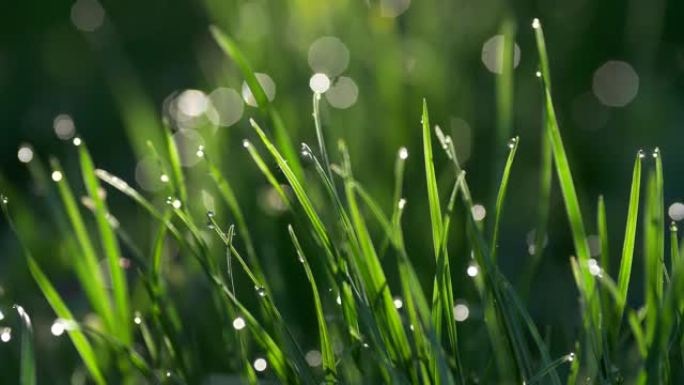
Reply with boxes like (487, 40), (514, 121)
(491, 136), (519, 260)
(288, 226), (337, 383)
(78, 143), (131, 344)
(49, 159), (115, 334)
(615, 151), (643, 330)
(421, 102), (461, 375)
(13, 305), (36, 385)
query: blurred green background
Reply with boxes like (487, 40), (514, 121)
(1, 0), (684, 382)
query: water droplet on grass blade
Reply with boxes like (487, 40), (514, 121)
(393, 297), (403, 309)
(254, 285), (266, 297)
(309, 73), (331, 93)
(398, 147), (409, 160)
(466, 264), (479, 277)
(253, 357), (268, 372)
(0, 327), (11, 343)
(232, 316), (246, 330)
(51, 171), (63, 182)
(532, 18), (541, 29)
(566, 352), (576, 362)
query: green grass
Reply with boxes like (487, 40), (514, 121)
(0, 19), (682, 385)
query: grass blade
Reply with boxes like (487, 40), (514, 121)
(78, 143), (131, 344)
(288, 226), (337, 383)
(49, 159), (115, 334)
(615, 151), (643, 330)
(644, 148), (664, 344)
(491, 136), (519, 260)
(421, 103), (461, 376)
(13, 305), (36, 385)
(1, 200), (106, 385)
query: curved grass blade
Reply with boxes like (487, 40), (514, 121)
(644, 149), (665, 345)
(162, 125), (187, 203)
(421, 103), (461, 378)
(209, 25), (302, 180)
(24, 257), (107, 385)
(1, 201), (106, 385)
(13, 305), (36, 385)
(79, 143), (131, 344)
(491, 136), (519, 261)
(49, 159), (115, 334)
(615, 151), (643, 331)
(288, 226), (337, 383)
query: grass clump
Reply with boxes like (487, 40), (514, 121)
(0, 18), (682, 385)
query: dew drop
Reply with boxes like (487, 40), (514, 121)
(160, 174), (170, 183)
(207, 211), (215, 218)
(232, 316), (246, 330)
(242, 139), (250, 148)
(535, 70), (542, 78)
(51, 171), (63, 182)
(532, 18), (541, 29)
(196, 145), (205, 158)
(670, 222), (678, 232)
(393, 296), (403, 309)
(51, 319), (66, 336)
(567, 352), (576, 362)
(72, 137), (82, 146)
(207, 221), (215, 230)
(398, 147), (409, 160)
(507, 137), (518, 149)
(652, 148), (660, 158)
(1, 195), (8, 205)
(637, 149), (645, 159)
(466, 264), (479, 277)
(255, 285), (266, 297)
(0, 327), (11, 343)
(253, 357), (268, 372)
(398, 198), (407, 210)
(133, 313), (142, 325)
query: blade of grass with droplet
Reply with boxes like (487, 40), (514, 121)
(209, 25), (302, 180)
(533, 19), (591, 267)
(615, 151), (642, 334)
(49, 159), (115, 334)
(242, 140), (292, 208)
(249, 119), (335, 265)
(435, 119), (555, 383)
(161, 125), (187, 204)
(0, 205), (105, 385)
(421, 102), (461, 373)
(79, 144), (131, 344)
(643, 150), (664, 346)
(671, 222), (680, 274)
(339, 141), (412, 372)
(25, 257), (107, 385)
(491, 136), (519, 261)
(597, 195), (613, 332)
(13, 305), (36, 385)
(288, 226), (337, 383)
(598, 196), (609, 273)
